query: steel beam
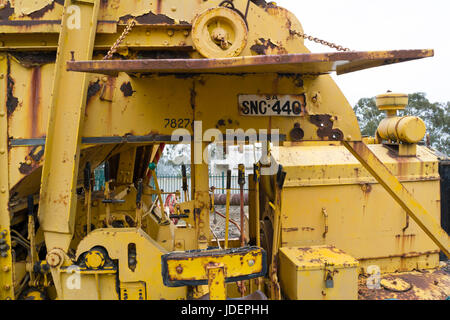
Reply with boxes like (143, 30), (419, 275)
(38, 0), (101, 253)
(0, 54), (14, 300)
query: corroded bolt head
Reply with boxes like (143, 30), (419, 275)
(176, 265), (183, 274)
(46, 251), (63, 268)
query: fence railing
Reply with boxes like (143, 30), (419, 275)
(93, 165), (249, 204)
(156, 174), (249, 203)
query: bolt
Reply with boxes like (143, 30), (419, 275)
(176, 265), (183, 274)
(248, 259), (255, 267)
(183, 31), (190, 37)
(0, 149), (5, 154)
(3, 266), (10, 272)
(0, 111), (5, 117)
(3, 284), (10, 290)
(0, 74), (4, 79)
(167, 30), (174, 37)
(46, 250), (63, 268)
(1, 188), (6, 194)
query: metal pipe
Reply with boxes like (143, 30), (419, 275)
(238, 164), (245, 247)
(225, 170), (231, 249)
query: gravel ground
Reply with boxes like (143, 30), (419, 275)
(210, 205), (249, 240)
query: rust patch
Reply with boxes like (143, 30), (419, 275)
(119, 11), (190, 25)
(278, 74), (304, 88)
(250, 0), (277, 9)
(0, 2), (14, 20)
(302, 227), (315, 232)
(12, 52), (56, 68)
(282, 227), (298, 232)
(28, 2), (57, 19)
(120, 81), (134, 97)
(359, 269), (450, 300)
(309, 114), (344, 141)
(87, 79), (101, 104)
(156, 0), (162, 14)
(360, 183), (372, 195)
(190, 82), (196, 110)
(18, 145), (45, 175)
(6, 57), (19, 117)
(250, 38), (287, 56)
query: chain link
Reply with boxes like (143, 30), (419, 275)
(103, 19), (137, 60)
(291, 30), (351, 52)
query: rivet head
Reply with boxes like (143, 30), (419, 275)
(0, 111), (5, 117)
(3, 284), (10, 290)
(0, 149), (5, 154)
(3, 265), (10, 272)
(1, 188), (6, 194)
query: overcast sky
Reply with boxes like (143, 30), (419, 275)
(275, 0), (450, 106)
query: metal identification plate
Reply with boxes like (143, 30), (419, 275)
(238, 94), (306, 116)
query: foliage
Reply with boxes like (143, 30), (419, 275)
(353, 93), (449, 155)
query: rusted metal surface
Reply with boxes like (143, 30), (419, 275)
(120, 81), (134, 97)
(119, 12), (190, 26)
(250, 38), (287, 55)
(66, 49), (434, 76)
(11, 52), (56, 68)
(358, 268), (450, 300)
(309, 115), (344, 141)
(6, 57), (18, 117)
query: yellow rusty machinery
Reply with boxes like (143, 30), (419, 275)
(0, 0), (448, 301)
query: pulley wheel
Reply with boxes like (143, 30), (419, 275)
(192, 7), (248, 58)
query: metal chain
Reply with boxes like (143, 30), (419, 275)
(291, 30), (351, 52)
(103, 19), (137, 60)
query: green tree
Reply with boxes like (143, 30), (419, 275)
(353, 93), (449, 156)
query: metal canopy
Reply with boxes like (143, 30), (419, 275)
(66, 49), (433, 76)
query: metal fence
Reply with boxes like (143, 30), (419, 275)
(93, 164), (249, 203)
(156, 173), (249, 203)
